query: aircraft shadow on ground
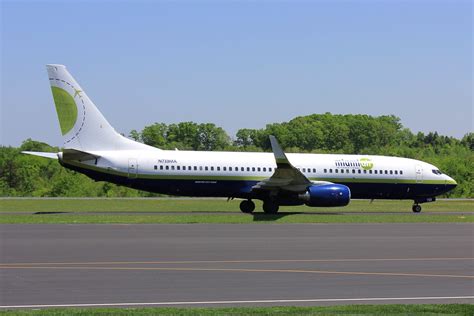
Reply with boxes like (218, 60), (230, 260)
(252, 211), (342, 221)
(34, 211), (69, 215)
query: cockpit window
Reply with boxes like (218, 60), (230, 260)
(432, 169), (442, 175)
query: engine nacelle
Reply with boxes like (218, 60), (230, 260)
(299, 184), (351, 207)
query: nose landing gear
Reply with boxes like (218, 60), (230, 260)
(412, 204), (422, 213)
(412, 197), (436, 213)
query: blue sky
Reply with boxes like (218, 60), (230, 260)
(1, 0), (472, 146)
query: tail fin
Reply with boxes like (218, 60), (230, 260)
(46, 64), (152, 151)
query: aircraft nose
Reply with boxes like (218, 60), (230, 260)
(445, 175), (457, 186)
(444, 176), (457, 194)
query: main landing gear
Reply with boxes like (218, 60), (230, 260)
(412, 204), (422, 213)
(239, 199), (280, 214)
(239, 200), (255, 214)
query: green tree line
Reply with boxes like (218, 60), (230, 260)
(1, 113), (472, 197)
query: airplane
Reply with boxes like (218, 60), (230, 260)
(23, 64), (457, 214)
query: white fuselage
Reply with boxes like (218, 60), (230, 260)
(62, 148), (456, 201)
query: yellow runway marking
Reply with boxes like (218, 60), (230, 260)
(1, 265), (472, 279)
(1, 257), (472, 267)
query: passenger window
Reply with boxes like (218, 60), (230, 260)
(241, 167), (244, 171)
(256, 167), (260, 172)
(160, 165), (164, 170)
(363, 170), (367, 174)
(246, 167), (250, 171)
(324, 169), (327, 173)
(335, 169), (338, 173)
(252, 167), (255, 171)
(165, 166), (169, 170)
(210, 166), (214, 171)
(329, 169), (332, 173)
(358, 170), (361, 174)
(313, 168), (316, 173)
(374, 170), (378, 174)
(199, 166), (203, 171)
(394, 170), (398, 175)
(229, 167), (232, 171)
(390, 170), (393, 175)
(352, 169), (355, 174)
(177, 166), (180, 170)
(194, 166), (197, 171)
(263, 167), (266, 172)
(269, 167), (273, 172)
(223, 167), (227, 171)
(217, 167), (220, 171)
(384, 170), (388, 174)
(205, 166), (208, 171)
(302, 168), (306, 172)
(154, 165), (157, 170)
(400, 170), (403, 175)
(369, 170), (372, 174)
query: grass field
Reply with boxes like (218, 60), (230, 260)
(1, 304), (473, 316)
(0, 198), (472, 224)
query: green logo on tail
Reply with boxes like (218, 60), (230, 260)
(51, 86), (78, 135)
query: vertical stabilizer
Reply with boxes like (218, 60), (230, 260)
(46, 64), (151, 151)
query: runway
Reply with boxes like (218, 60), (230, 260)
(1, 224), (473, 308)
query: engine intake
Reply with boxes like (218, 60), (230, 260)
(299, 184), (351, 207)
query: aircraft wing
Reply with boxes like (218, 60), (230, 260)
(252, 136), (312, 193)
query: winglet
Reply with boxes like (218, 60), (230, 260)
(269, 135), (291, 167)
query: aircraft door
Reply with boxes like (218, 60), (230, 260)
(415, 165), (423, 183)
(128, 158), (138, 179)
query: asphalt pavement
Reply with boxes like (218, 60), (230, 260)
(0, 223), (473, 308)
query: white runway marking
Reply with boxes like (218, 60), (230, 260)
(1, 296), (473, 309)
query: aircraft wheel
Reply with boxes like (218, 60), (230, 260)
(240, 200), (255, 214)
(412, 204), (422, 213)
(263, 200), (279, 214)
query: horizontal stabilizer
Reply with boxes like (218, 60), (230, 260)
(62, 149), (100, 161)
(22, 151), (58, 159)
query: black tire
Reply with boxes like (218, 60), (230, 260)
(240, 200), (255, 214)
(412, 204), (422, 213)
(263, 200), (279, 214)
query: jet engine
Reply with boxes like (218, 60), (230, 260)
(298, 184), (351, 207)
